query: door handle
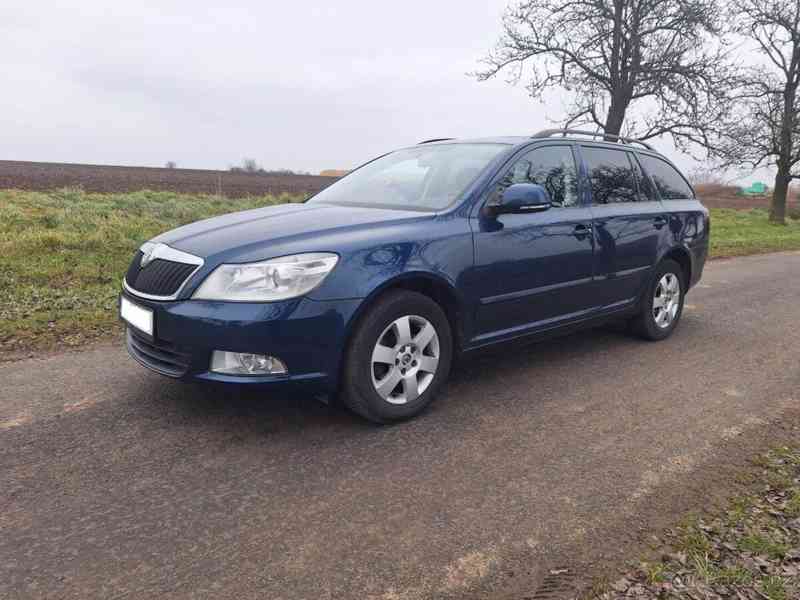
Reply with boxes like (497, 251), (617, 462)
(653, 216), (667, 229)
(573, 223), (591, 240)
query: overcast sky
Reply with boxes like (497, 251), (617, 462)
(0, 1), (759, 180)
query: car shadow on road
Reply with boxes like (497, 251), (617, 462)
(146, 321), (657, 442)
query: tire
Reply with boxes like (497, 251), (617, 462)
(341, 290), (453, 424)
(630, 259), (686, 341)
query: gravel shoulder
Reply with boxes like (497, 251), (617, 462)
(565, 438), (800, 600)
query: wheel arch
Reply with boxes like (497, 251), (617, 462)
(660, 245), (693, 287)
(344, 272), (466, 353)
(635, 245), (694, 310)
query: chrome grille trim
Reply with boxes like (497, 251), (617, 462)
(123, 243), (204, 301)
(139, 242), (204, 267)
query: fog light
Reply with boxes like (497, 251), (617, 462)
(211, 351), (288, 375)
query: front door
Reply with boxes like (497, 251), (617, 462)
(579, 145), (665, 308)
(470, 144), (596, 344)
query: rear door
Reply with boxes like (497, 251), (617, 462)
(580, 145), (665, 309)
(638, 153), (710, 287)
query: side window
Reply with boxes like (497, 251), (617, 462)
(581, 146), (638, 204)
(639, 155), (694, 200)
(630, 154), (656, 201)
(498, 145), (579, 207)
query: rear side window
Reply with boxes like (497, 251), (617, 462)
(639, 155), (694, 200)
(630, 155), (656, 201)
(499, 145), (579, 207)
(581, 147), (638, 204)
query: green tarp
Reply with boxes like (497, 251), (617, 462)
(741, 182), (768, 196)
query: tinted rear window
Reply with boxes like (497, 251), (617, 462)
(630, 154), (656, 201)
(639, 155), (694, 200)
(582, 147), (638, 204)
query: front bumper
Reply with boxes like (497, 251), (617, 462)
(120, 291), (361, 393)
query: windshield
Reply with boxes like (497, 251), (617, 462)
(308, 143), (508, 211)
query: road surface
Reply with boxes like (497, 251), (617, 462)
(2, 252), (799, 599)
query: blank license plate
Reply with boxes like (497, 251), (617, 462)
(120, 296), (154, 336)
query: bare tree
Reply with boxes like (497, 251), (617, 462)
(241, 158), (261, 173)
(687, 163), (729, 185)
(476, 0), (736, 148)
(165, 161), (177, 169)
(230, 158), (263, 173)
(716, 0), (800, 223)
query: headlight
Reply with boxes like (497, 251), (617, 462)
(192, 252), (339, 301)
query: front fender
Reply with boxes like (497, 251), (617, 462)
(343, 269), (468, 344)
(307, 214), (475, 302)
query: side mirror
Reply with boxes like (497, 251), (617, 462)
(488, 183), (552, 216)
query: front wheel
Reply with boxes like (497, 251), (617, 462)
(630, 259), (685, 341)
(341, 290), (453, 424)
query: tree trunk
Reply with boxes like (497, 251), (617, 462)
(773, 77), (797, 225)
(771, 168), (790, 224)
(604, 96), (627, 139)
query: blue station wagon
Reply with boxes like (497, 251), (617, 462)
(120, 129), (709, 423)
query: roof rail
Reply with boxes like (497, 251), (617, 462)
(531, 128), (654, 151)
(418, 138), (454, 144)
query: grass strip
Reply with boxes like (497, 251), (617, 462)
(0, 188), (299, 355)
(2, 189), (800, 356)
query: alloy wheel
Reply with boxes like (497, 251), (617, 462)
(370, 315), (440, 405)
(653, 273), (681, 329)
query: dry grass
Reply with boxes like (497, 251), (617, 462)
(0, 188), (301, 356)
(588, 447), (800, 600)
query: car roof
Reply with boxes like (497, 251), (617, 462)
(417, 136), (529, 146)
(418, 132), (661, 156)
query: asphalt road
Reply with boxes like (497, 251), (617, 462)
(2, 252), (800, 600)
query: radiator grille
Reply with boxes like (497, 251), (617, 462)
(125, 251), (197, 297)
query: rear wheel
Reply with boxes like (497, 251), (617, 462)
(341, 290), (452, 423)
(630, 259), (685, 341)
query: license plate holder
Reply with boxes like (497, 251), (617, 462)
(120, 296), (154, 337)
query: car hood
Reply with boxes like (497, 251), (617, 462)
(152, 202), (430, 262)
